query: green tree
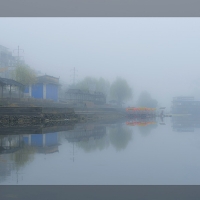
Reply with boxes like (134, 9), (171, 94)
(137, 91), (158, 108)
(110, 77), (132, 105)
(75, 76), (110, 96)
(96, 77), (110, 96)
(75, 76), (97, 91)
(13, 65), (36, 86)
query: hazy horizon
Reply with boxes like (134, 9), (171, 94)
(1, 17), (200, 108)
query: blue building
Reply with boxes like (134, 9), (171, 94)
(24, 75), (60, 102)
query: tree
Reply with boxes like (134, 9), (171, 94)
(110, 77), (132, 105)
(75, 76), (110, 96)
(137, 91), (158, 108)
(75, 76), (97, 91)
(96, 77), (110, 96)
(13, 65), (36, 86)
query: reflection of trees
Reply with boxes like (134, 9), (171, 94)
(0, 134), (37, 183)
(9, 145), (36, 169)
(109, 123), (132, 151)
(138, 123), (157, 136)
(0, 154), (12, 183)
(76, 135), (109, 153)
(75, 124), (133, 152)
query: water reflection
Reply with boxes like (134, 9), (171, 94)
(3, 116), (200, 185)
(172, 115), (200, 132)
(0, 120), (137, 183)
(66, 124), (108, 153)
(126, 119), (157, 136)
(108, 123), (132, 151)
(66, 122), (134, 153)
(23, 133), (59, 154)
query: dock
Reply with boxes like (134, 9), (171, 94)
(0, 107), (78, 127)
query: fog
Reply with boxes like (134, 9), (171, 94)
(1, 18), (200, 108)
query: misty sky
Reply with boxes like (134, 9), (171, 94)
(1, 18), (200, 107)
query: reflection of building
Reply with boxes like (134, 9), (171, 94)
(0, 135), (22, 182)
(24, 75), (60, 102)
(171, 116), (200, 132)
(0, 133), (59, 154)
(0, 135), (23, 154)
(172, 96), (200, 115)
(65, 124), (106, 142)
(0, 132), (59, 183)
(126, 121), (156, 126)
(65, 89), (106, 105)
(23, 132), (59, 154)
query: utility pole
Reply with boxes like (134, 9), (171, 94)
(73, 67), (75, 85)
(70, 142), (76, 162)
(13, 46), (24, 67)
(70, 67), (78, 85)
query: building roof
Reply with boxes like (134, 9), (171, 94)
(66, 89), (83, 93)
(66, 88), (105, 96)
(173, 96), (194, 101)
(37, 75), (59, 85)
(0, 77), (24, 87)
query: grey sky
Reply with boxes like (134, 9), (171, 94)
(1, 18), (200, 107)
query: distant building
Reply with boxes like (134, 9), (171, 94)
(24, 75), (60, 102)
(65, 89), (106, 105)
(0, 45), (17, 78)
(172, 96), (200, 115)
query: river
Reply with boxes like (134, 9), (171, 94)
(0, 116), (200, 185)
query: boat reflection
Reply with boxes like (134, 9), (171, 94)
(126, 121), (156, 126)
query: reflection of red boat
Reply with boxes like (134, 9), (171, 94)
(126, 107), (156, 111)
(126, 121), (156, 126)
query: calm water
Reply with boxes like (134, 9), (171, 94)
(1, 116), (200, 185)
